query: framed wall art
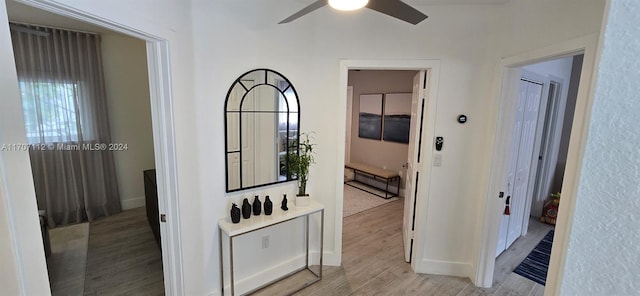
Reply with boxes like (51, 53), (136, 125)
(383, 93), (412, 144)
(358, 94), (383, 140)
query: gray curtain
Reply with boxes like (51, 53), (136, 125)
(11, 23), (121, 227)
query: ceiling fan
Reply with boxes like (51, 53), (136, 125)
(279, 0), (428, 25)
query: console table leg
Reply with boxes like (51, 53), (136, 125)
(230, 236), (235, 296)
(219, 230), (224, 295)
(320, 210), (324, 279)
(305, 215), (310, 268)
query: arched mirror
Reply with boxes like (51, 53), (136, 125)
(225, 69), (300, 192)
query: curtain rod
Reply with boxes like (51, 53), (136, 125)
(9, 21), (99, 36)
(9, 23), (49, 37)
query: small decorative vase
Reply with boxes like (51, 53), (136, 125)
(230, 203), (241, 223)
(253, 195), (262, 216)
(264, 196), (273, 215)
(242, 198), (251, 219)
(281, 194), (289, 211)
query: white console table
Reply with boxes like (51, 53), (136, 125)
(218, 200), (324, 296)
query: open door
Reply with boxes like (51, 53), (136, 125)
(403, 70), (426, 262)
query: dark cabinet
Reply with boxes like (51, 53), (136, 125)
(144, 169), (161, 249)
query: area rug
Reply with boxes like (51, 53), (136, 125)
(513, 229), (555, 285)
(343, 183), (399, 217)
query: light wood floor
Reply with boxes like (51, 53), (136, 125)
(83, 207), (165, 296)
(255, 197), (552, 296)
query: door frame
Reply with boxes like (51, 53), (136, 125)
(474, 34), (600, 295)
(0, 0), (184, 294)
(334, 59), (440, 272)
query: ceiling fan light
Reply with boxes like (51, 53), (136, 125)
(328, 0), (369, 11)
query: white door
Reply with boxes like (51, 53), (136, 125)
(345, 86), (353, 165)
(403, 71), (426, 262)
(496, 79), (543, 256)
(507, 80), (543, 246)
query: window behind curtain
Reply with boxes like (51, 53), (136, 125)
(10, 23), (122, 226)
(19, 80), (83, 144)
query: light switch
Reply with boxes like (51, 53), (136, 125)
(433, 154), (442, 167)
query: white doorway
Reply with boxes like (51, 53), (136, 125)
(495, 55), (583, 258)
(0, 1), (183, 294)
(476, 34), (600, 294)
(335, 60), (440, 273)
(341, 69), (424, 264)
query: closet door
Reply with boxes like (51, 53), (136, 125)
(506, 80), (543, 247)
(496, 79), (543, 256)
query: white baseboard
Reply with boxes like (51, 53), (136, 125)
(121, 196), (145, 210)
(322, 251), (340, 266)
(225, 254), (306, 295)
(214, 251), (337, 296)
(416, 259), (473, 278)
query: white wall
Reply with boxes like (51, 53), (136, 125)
(552, 54), (583, 192)
(193, 1), (604, 291)
(194, 1), (505, 286)
(469, 0), (605, 285)
(0, 2), (49, 294)
(559, 0), (640, 294)
(0, 0), (609, 295)
(522, 56), (573, 217)
(102, 33), (155, 210)
(348, 70), (417, 181)
(523, 57), (573, 81)
(0, 159), (22, 295)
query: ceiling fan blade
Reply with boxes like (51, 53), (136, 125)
(279, 0), (328, 24)
(366, 0), (428, 25)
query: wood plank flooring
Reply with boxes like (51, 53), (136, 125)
(83, 207), (164, 296)
(255, 197), (552, 296)
(48, 223), (90, 296)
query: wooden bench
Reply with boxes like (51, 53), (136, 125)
(345, 162), (401, 199)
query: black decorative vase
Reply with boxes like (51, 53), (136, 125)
(281, 194), (289, 211)
(230, 203), (241, 223)
(242, 198), (251, 219)
(253, 195), (262, 215)
(264, 196), (273, 215)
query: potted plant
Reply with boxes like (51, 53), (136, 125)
(541, 192), (560, 225)
(285, 132), (316, 206)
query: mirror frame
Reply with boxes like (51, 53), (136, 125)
(224, 68), (301, 193)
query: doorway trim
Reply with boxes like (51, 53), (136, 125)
(2, 0), (184, 294)
(335, 59), (440, 271)
(474, 33), (600, 295)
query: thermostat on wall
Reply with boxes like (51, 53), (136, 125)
(457, 115), (468, 124)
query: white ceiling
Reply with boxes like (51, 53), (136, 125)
(293, 0), (510, 5)
(5, 0), (510, 33)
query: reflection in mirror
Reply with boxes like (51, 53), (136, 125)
(225, 69), (300, 192)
